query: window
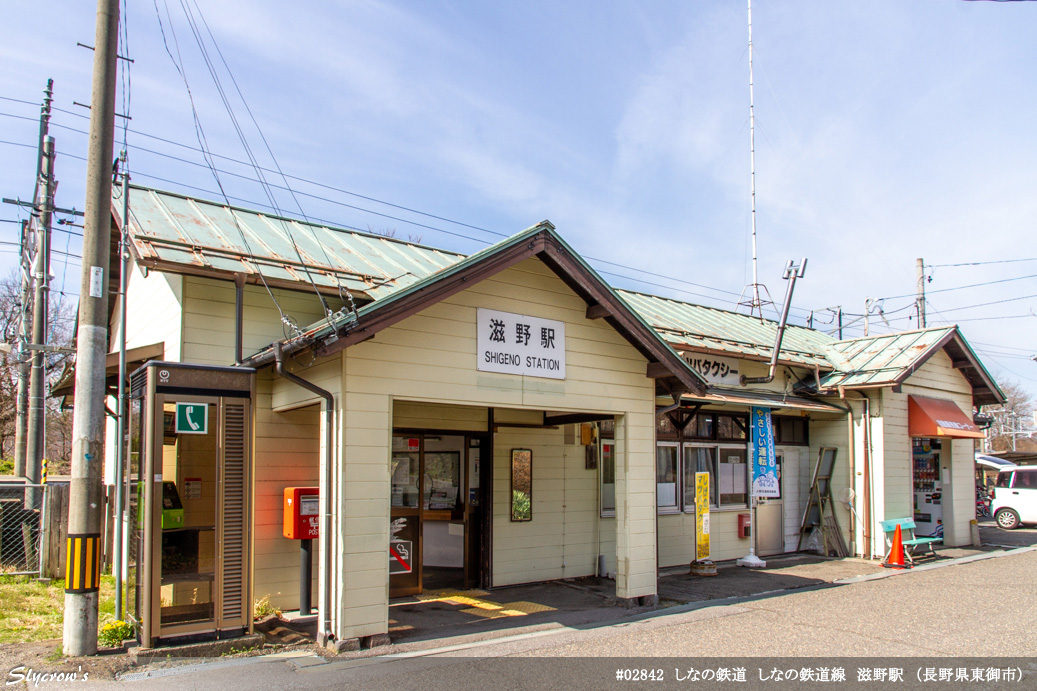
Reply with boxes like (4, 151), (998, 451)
(1014, 470), (1037, 489)
(656, 443), (679, 511)
(682, 445), (716, 511)
(600, 439), (616, 516)
(656, 414), (678, 438)
(717, 446), (748, 506)
(717, 415), (748, 441)
(774, 417), (808, 445)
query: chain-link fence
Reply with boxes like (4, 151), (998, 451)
(0, 482), (64, 577)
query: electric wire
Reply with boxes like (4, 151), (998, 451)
(152, 0), (294, 337)
(176, 0), (334, 328)
(190, 0), (354, 324)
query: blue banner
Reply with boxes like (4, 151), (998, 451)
(751, 407), (779, 498)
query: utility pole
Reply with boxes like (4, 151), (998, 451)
(26, 134), (56, 508)
(64, 0), (119, 657)
(14, 80), (54, 479)
(14, 220), (32, 479)
(837, 307), (843, 340)
(916, 258), (926, 328)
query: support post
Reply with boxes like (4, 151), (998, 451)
(113, 152), (130, 621)
(300, 539), (312, 616)
(64, 0), (120, 657)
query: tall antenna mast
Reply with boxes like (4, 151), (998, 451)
(737, 0), (773, 320)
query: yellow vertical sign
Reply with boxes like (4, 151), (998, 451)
(695, 471), (710, 561)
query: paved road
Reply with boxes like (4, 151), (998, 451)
(95, 547), (1036, 690)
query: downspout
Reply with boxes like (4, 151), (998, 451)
(840, 387), (874, 558)
(274, 342), (335, 645)
(741, 259), (807, 386)
(234, 273), (246, 364)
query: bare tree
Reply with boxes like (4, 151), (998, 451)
(0, 271), (75, 472)
(982, 379), (1037, 453)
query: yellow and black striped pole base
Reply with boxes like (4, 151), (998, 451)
(65, 534), (101, 593)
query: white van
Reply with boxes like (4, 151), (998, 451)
(992, 466), (1037, 529)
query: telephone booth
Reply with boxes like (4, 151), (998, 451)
(125, 361), (255, 648)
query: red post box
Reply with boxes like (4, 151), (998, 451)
(283, 487), (320, 540)
(738, 513), (751, 538)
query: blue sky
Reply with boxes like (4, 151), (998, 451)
(3, 1), (1037, 396)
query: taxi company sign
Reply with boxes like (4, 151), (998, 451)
(477, 308), (566, 380)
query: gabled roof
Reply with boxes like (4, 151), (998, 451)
(242, 222), (708, 398)
(116, 185), (465, 302)
(819, 326), (1005, 406)
(618, 290), (834, 369)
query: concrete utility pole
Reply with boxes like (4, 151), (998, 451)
(916, 258), (926, 328)
(14, 221), (32, 479)
(26, 135), (56, 508)
(64, 0), (119, 657)
(14, 80), (54, 479)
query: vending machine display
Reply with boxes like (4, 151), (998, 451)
(912, 438), (943, 537)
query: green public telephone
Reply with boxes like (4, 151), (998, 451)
(162, 481), (185, 530)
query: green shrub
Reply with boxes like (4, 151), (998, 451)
(0, 458), (13, 475)
(98, 619), (133, 648)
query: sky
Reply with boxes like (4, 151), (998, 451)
(2, 0), (1037, 402)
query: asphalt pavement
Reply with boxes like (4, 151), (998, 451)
(96, 538), (1037, 690)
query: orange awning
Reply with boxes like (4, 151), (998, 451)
(908, 395), (984, 439)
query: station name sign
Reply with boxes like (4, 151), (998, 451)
(477, 308), (566, 380)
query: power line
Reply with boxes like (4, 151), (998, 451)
(3, 106), (795, 312)
(876, 272), (1037, 302)
(930, 257), (1037, 268)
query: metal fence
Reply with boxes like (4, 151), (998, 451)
(0, 482), (63, 577)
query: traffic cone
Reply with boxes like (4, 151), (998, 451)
(882, 523), (910, 569)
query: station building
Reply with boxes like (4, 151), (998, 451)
(92, 186), (1002, 648)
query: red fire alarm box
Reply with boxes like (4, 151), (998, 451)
(738, 513), (751, 538)
(283, 487), (320, 540)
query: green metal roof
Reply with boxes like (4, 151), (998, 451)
(120, 185), (465, 301)
(819, 326), (1005, 406)
(618, 290), (835, 368)
(118, 187), (1001, 405)
(243, 220), (709, 396)
(821, 328), (956, 388)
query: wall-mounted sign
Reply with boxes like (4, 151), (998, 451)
(477, 308), (566, 380)
(683, 354), (740, 386)
(751, 406), (779, 498)
(175, 402), (208, 434)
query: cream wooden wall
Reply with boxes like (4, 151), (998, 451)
(269, 256), (659, 641)
(491, 426), (599, 585)
(392, 401), (488, 432)
(117, 260), (183, 359)
(251, 375), (321, 611)
(807, 414), (854, 554)
(885, 349), (977, 547)
(181, 276), (341, 366)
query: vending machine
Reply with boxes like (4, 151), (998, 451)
(912, 438), (943, 538)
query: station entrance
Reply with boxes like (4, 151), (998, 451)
(389, 431), (487, 597)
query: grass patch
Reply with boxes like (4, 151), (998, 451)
(0, 574), (117, 644)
